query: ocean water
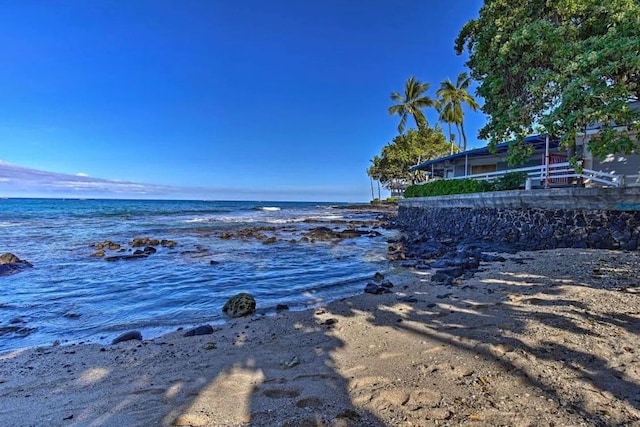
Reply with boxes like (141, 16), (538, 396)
(0, 198), (395, 351)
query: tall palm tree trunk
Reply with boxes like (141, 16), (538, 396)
(377, 181), (381, 200)
(369, 177), (375, 201)
(447, 122), (454, 154)
(460, 121), (468, 152)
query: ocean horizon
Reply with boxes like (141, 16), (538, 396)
(0, 198), (394, 352)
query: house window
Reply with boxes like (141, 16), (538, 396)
(471, 164), (497, 175)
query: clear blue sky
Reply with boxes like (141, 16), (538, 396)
(0, 0), (485, 201)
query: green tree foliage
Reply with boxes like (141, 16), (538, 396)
(456, 0), (640, 163)
(388, 76), (435, 134)
(436, 72), (479, 152)
(367, 126), (451, 189)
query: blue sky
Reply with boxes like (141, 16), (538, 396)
(0, 1), (485, 201)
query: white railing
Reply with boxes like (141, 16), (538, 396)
(445, 162), (622, 187)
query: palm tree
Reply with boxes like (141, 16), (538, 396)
(367, 156), (382, 200)
(436, 72), (479, 151)
(435, 100), (457, 154)
(388, 76), (434, 134)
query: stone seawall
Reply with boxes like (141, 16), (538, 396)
(398, 188), (640, 250)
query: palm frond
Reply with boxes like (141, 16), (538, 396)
(388, 104), (405, 115)
(413, 96), (435, 108)
(389, 92), (405, 102)
(456, 72), (472, 89)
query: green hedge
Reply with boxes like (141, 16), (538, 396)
(404, 178), (494, 197)
(404, 172), (528, 198)
(494, 172), (528, 191)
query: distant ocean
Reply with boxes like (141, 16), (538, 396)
(0, 198), (395, 351)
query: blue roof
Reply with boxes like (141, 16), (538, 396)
(410, 134), (559, 171)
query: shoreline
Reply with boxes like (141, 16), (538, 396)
(0, 202), (398, 353)
(2, 248), (639, 426)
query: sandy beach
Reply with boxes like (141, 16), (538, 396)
(1, 248), (639, 426)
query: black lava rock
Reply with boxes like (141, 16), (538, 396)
(184, 325), (215, 337)
(112, 331), (142, 344)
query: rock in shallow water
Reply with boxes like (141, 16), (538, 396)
(0, 325), (36, 337)
(111, 330), (142, 344)
(222, 293), (256, 318)
(0, 252), (33, 276)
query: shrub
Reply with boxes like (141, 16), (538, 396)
(494, 172), (528, 191)
(404, 179), (495, 198)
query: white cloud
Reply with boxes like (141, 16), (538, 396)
(0, 161), (182, 198)
(0, 161), (369, 202)
(75, 172), (89, 177)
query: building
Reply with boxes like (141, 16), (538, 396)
(411, 131), (639, 189)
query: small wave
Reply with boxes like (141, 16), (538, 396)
(0, 221), (21, 227)
(257, 206), (281, 211)
(184, 216), (259, 224)
(182, 217), (213, 224)
(308, 214), (343, 221)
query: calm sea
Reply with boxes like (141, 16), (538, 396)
(0, 198), (395, 351)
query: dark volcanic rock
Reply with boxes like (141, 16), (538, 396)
(111, 330), (143, 344)
(184, 325), (215, 337)
(276, 304), (290, 311)
(480, 253), (507, 263)
(430, 267), (464, 283)
(364, 282), (392, 295)
(222, 293), (256, 318)
(0, 325), (36, 337)
(303, 226), (376, 241)
(305, 227), (335, 240)
(397, 296), (418, 303)
(431, 259), (453, 268)
(0, 253), (32, 266)
(0, 253), (33, 276)
(131, 237), (160, 247)
(104, 254), (148, 261)
(94, 241), (122, 251)
(160, 239), (177, 248)
(380, 281), (394, 289)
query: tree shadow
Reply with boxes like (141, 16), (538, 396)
(323, 253), (640, 425)
(0, 304), (386, 426)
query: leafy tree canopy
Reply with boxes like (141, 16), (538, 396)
(368, 126), (453, 188)
(456, 0), (640, 163)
